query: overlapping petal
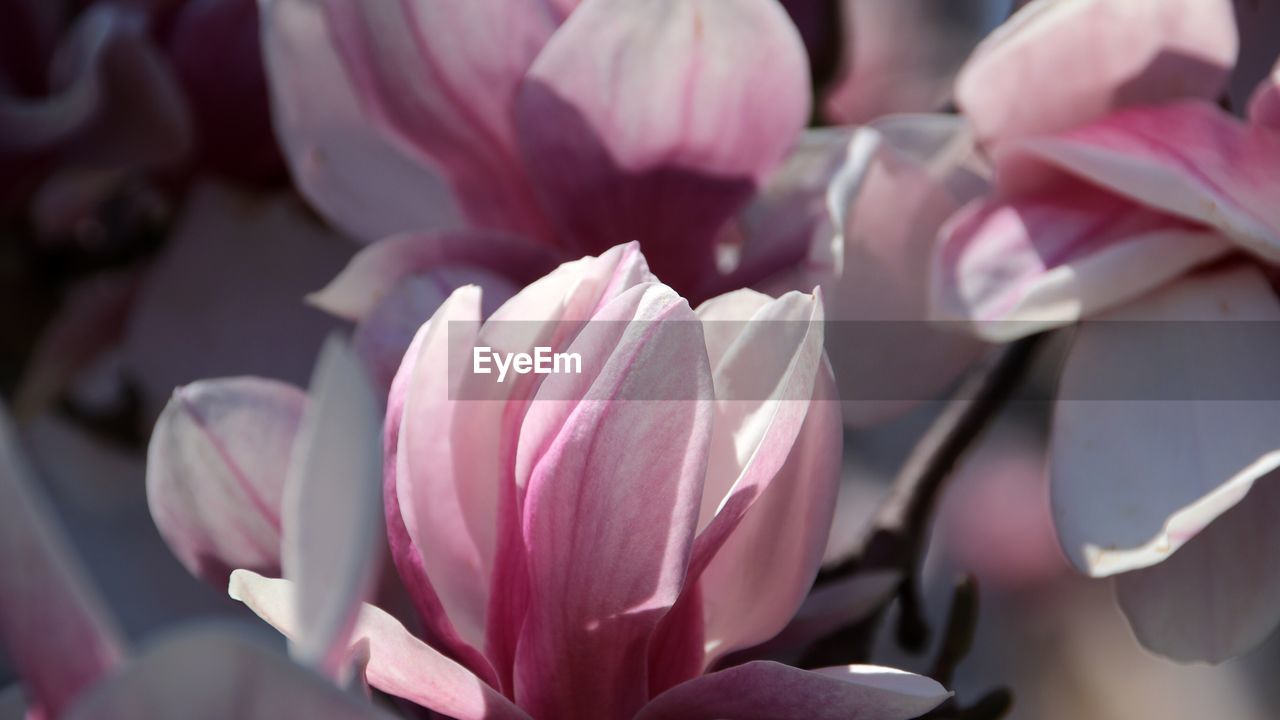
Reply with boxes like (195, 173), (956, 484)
(258, 0), (465, 241)
(1115, 470), (1280, 663)
(318, 0), (555, 238)
(932, 179), (1229, 341)
(956, 0), (1238, 147)
(514, 0), (810, 294)
(147, 377), (305, 584)
(281, 337), (383, 676)
(513, 283), (714, 719)
(1000, 102), (1280, 260)
(1052, 265), (1280, 579)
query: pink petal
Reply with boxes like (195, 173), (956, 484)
(1000, 102), (1280, 261)
(636, 661), (950, 720)
(230, 571), (529, 720)
(65, 624), (391, 720)
(308, 231), (559, 322)
(281, 337), (384, 676)
(258, 0), (465, 241)
(381, 305), (497, 686)
(318, 0), (555, 238)
(122, 183), (350, 420)
(0, 402), (125, 719)
(393, 289), (490, 650)
(514, 0), (810, 294)
(696, 363), (841, 667)
(932, 179), (1229, 341)
(465, 243), (657, 688)
(1052, 265), (1280, 578)
(956, 0), (1238, 147)
(384, 244), (655, 692)
(146, 377), (305, 585)
(649, 288), (828, 689)
(1116, 470), (1280, 663)
(820, 115), (988, 424)
(353, 267), (518, 393)
(513, 283), (714, 719)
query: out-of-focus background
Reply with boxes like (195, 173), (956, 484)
(3, 1), (1279, 718)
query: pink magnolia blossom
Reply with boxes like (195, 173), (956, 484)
(929, 0), (1280, 663)
(259, 0), (811, 305)
(224, 244), (951, 719)
(0, 372), (390, 719)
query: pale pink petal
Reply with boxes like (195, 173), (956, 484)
(1052, 265), (1280, 578)
(394, 289), (490, 650)
(64, 625), (391, 720)
(318, 0), (555, 238)
(353, 267), (518, 393)
(693, 290), (825, 531)
(308, 231), (558, 322)
(258, 0), (464, 241)
(381, 310), (496, 685)
(464, 243), (657, 688)
(0, 402), (125, 719)
(281, 337), (383, 676)
(146, 377), (305, 585)
(1247, 57), (1280, 129)
(1116, 470), (1280, 663)
(956, 0), (1238, 147)
(1000, 102), (1280, 260)
(647, 288), (827, 689)
(932, 180), (1229, 341)
(515, 0), (810, 294)
(230, 571), (529, 720)
(821, 116), (988, 424)
(387, 245), (655, 692)
(697, 365), (840, 668)
(636, 661), (950, 720)
(513, 283), (714, 719)
(122, 183), (349, 419)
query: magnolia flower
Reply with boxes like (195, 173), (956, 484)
(259, 0), (814, 356)
(0, 391), (388, 719)
(223, 245), (950, 719)
(928, 0), (1280, 662)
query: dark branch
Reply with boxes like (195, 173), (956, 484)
(802, 334), (1043, 666)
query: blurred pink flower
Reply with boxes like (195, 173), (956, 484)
(928, 0), (1280, 664)
(259, 0), (811, 300)
(226, 244), (952, 719)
